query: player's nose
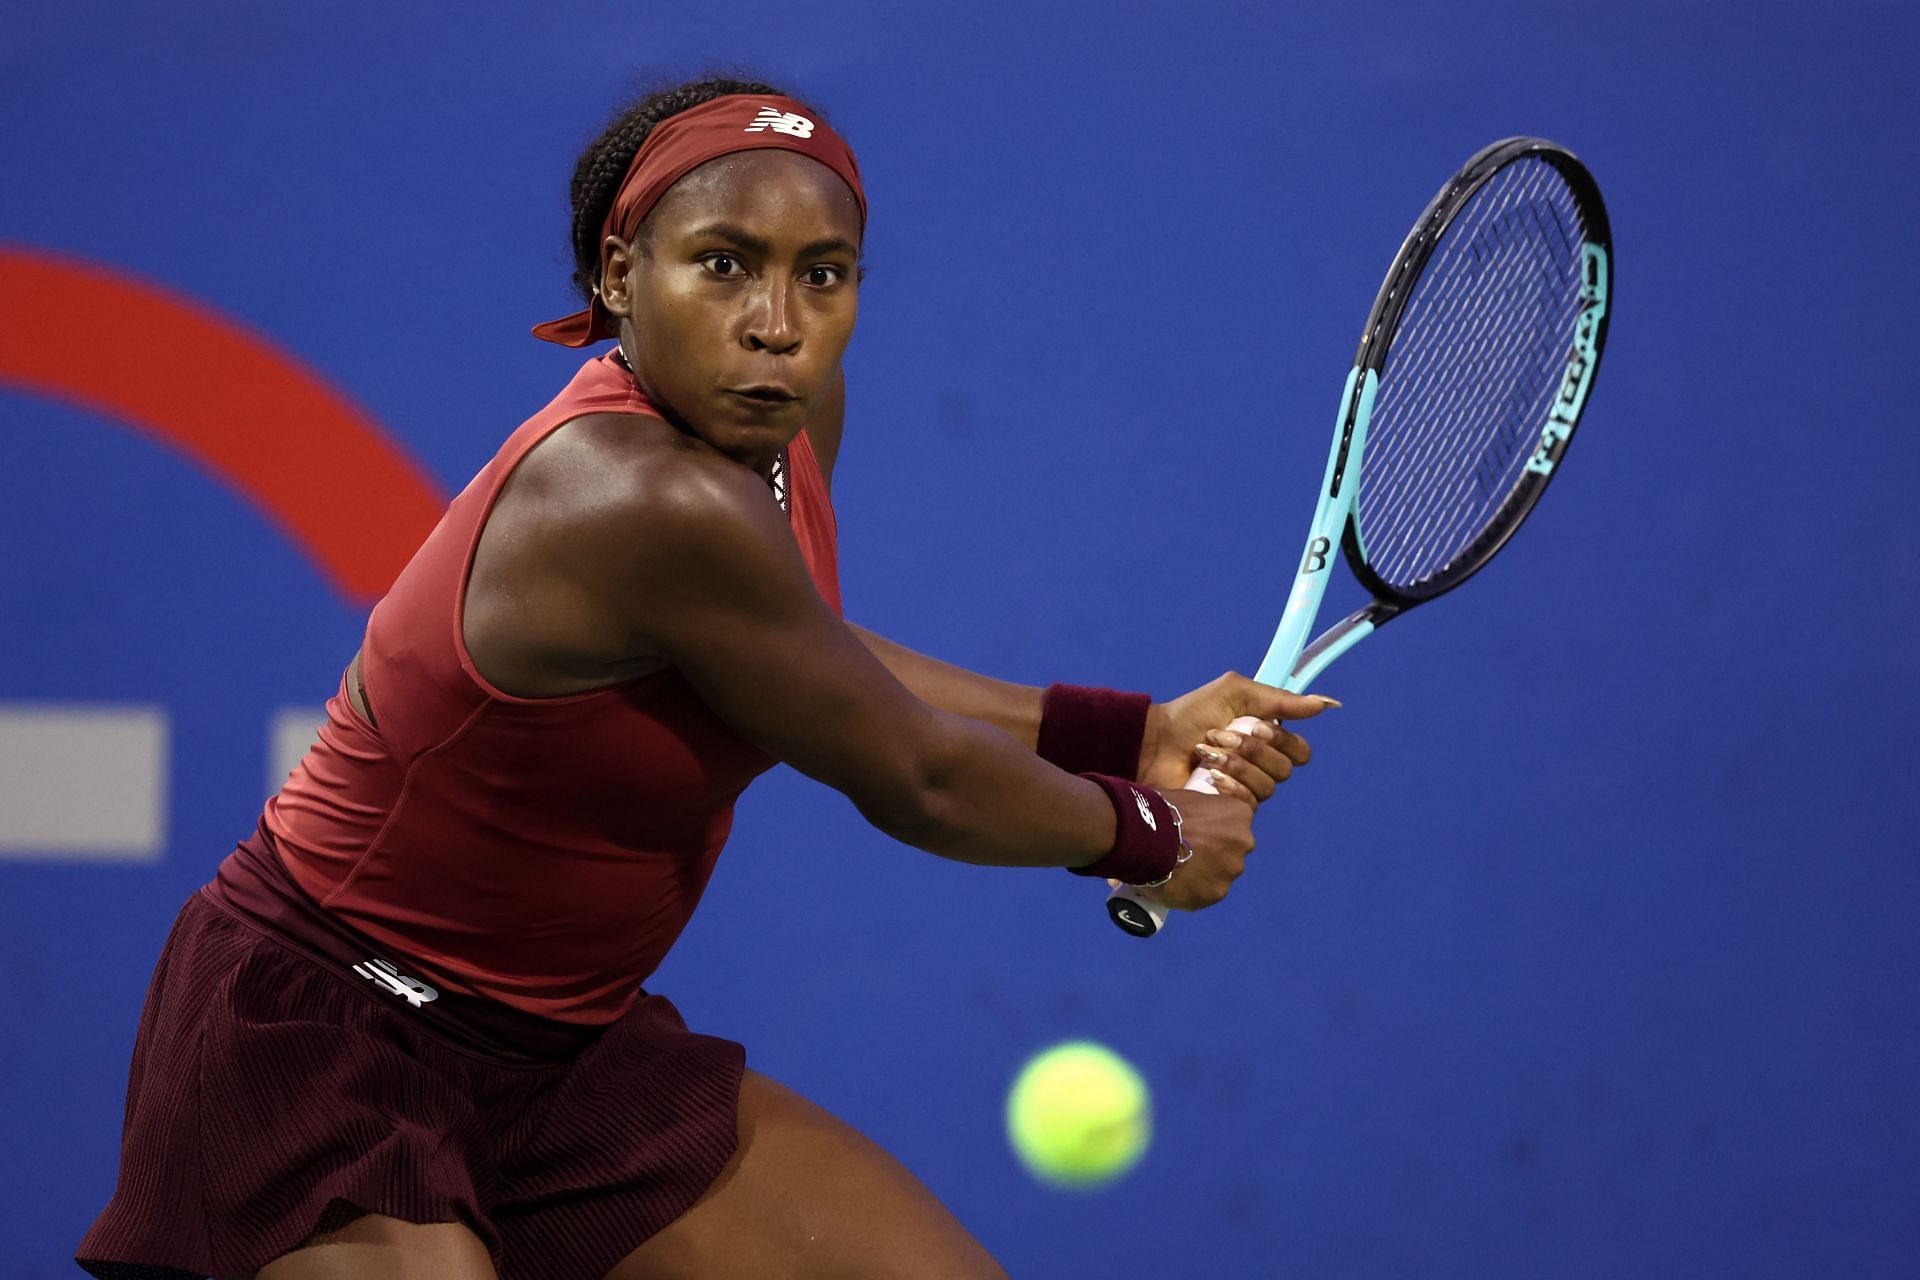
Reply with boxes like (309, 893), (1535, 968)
(742, 278), (801, 355)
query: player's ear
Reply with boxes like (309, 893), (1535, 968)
(598, 235), (639, 318)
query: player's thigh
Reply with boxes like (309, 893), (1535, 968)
(607, 1069), (1007, 1280)
(248, 1211), (498, 1280)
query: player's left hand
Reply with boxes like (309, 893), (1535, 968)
(1138, 672), (1334, 802)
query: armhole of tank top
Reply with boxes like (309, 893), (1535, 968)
(451, 409), (672, 707)
(790, 429), (838, 535)
(791, 428), (818, 477)
(339, 657), (376, 733)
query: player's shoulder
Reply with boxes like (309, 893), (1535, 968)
(515, 410), (781, 562)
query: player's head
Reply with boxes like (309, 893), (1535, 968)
(551, 77), (865, 466)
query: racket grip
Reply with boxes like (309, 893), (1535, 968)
(1104, 715), (1267, 938)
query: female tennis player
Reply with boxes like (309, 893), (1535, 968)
(78, 78), (1329, 1280)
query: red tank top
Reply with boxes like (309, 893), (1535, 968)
(252, 351), (841, 1025)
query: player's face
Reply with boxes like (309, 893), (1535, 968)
(603, 150), (862, 472)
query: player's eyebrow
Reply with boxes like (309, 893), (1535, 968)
(683, 223), (857, 261)
(795, 236), (860, 260)
(683, 222), (772, 256)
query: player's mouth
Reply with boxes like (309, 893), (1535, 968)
(725, 384), (801, 408)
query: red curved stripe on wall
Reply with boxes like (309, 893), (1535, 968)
(0, 245), (446, 604)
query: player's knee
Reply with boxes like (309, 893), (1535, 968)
(256, 1214), (497, 1279)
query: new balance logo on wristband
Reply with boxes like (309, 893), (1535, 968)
(1132, 789), (1158, 831)
(744, 108), (815, 138)
(353, 957), (439, 1008)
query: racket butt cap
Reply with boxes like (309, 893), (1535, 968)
(1106, 890), (1164, 937)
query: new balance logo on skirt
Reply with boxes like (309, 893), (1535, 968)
(744, 108), (814, 138)
(353, 957), (440, 1008)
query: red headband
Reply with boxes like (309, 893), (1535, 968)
(532, 94), (866, 347)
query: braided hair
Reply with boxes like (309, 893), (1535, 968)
(567, 76), (815, 304)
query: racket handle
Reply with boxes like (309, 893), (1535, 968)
(1104, 715), (1267, 938)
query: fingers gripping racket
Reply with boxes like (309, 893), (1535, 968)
(1107, 137), (1612, 938)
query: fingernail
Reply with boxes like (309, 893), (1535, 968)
(1207, 768), (1231, 789)
(1313, 695), (1343, 708)
(1208, 729), (1243, 748)
(1246, 720), (1276, 739)
(1195, 745), (1227, 765)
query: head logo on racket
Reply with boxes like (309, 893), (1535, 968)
(1528, 243), (1610, 477)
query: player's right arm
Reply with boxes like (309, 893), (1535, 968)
(546, 426), (1252, 898)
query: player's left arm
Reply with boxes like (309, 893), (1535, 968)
(811, 371), (1324, 797)
(848, 625), (1044, 743)
(808, 371), (1047, 737)
(848, 635), (1326, 803)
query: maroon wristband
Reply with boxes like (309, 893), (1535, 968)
(1036, 684), (1152, 782)
(1069, 774), (1183, 887)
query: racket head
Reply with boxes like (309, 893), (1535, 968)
(1342, 138), (1612, 606)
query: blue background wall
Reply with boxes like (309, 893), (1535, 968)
(4, 1), (1917, 1274)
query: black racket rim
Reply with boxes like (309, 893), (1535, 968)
(1343, 136), (1613, 607)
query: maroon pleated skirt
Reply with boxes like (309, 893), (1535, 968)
(77, 888), (745, 1279)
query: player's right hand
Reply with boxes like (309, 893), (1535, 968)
(1152, 788), (1256, 911)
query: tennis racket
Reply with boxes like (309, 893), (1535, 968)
(1107, 136), (1612, 939)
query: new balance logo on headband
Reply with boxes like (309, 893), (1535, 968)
(744, 108), (815, 138)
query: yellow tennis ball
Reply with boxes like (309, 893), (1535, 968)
(1005, 1040), (1152, 1188)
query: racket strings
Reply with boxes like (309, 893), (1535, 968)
(1362, 163), (1579, 579)
(1361, 166), (1581, 586)
(1367, 220), (1569, 573)
(1360, 237), (1561, 555)
(1357, 158), (1589, 592)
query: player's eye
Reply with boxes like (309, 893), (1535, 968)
(803, 265), (846, 288)
(702, 254), (746, 278)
